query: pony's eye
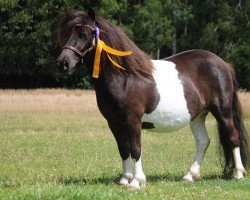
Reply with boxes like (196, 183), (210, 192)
(79, 32), (87, 39)
(75, 27), (87, 39)
(75, 26), (89, 39)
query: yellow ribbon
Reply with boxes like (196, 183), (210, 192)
(92, 40), (133, 78)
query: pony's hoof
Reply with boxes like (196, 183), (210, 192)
(128, 178), (146, 190)
(182, 173), (194, 182)
(128, 182), (141, 190)
(234, 175), (244, 180)
(182, 177), (194, 183)
(119, 178), (129, 186)
(182, 171), (202, 182)
(119, 173), (133, 186)
(119, 182), (129, 188)
(234, 168), (247, 180)
(234, 172), (245, 180)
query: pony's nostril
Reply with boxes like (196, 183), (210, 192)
(64, 60), (69, 70)
(57, 59), (69, 74)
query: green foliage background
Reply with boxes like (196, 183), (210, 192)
(0, 0), (250, 89)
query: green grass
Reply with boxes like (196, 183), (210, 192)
(0, 90), (249, 199)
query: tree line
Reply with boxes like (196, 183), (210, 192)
(0, 0), (249, 90)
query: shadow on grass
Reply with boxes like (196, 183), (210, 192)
(0, 173), (229, 188)
(61, 173), (226, 186)
(147, 173), (227, 182)
(61, 175), (121, 186)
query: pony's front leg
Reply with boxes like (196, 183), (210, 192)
(129, 156), (146, 189)
(108, 122), (133, 186)
(127, 116), (146, 189)
(119, 157), (134, 186)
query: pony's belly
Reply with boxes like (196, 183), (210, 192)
(142, 109), (190, 132)
(142, 60), (191, 132)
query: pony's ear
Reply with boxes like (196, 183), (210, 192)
(88, 8), (95, 22)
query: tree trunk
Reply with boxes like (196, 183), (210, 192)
(157, 47), (160, 59)
(172, 4), (177, 54)
(172, 27), (177, 54)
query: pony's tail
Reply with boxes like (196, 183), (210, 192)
(218, 65), (250, 176)
(231, 71), (250, 171)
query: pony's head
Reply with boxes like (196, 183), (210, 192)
(57, 9), (96, 75)
(57, 9), (153, 78)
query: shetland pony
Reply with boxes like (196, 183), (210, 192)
(56, 10), (249, 189)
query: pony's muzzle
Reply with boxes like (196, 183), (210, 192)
(57, 49), (80, 75)
(57, 56), (70, 74)
(58, 60), (69, 73)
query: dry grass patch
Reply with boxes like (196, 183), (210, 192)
(1, 89), (249, 113)
(239, 91), (250, 116)
(0, 89), (97, 113)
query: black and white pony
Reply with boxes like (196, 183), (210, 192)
(57, 10), (249, 189)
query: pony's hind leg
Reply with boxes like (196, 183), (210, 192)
(183, 112), (210, 182)
(233, 147), (246, 179)
(216, 116), (247, 179)
(210, 93), (248, 179)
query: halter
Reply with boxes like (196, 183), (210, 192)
(63, 25), (96, 62)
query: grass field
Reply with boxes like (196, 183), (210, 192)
(0, 89), (249, 199)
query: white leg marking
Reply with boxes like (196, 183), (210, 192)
(129, 156), (146, 189)
(119, 158), (134, 186)
(183, 116), (210, 182)
(233, 147), (246, 179)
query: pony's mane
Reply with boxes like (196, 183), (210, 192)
(57, 11), (153, 78)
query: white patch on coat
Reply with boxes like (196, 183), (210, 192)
(142, 60), (190, 132)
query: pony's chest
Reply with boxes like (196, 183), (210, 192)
(142, 60), (191, 132)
